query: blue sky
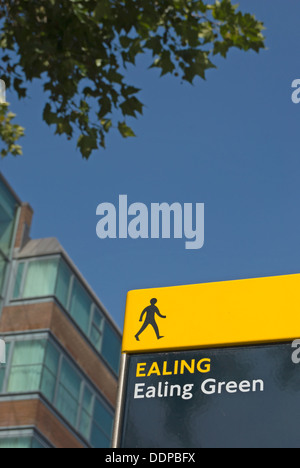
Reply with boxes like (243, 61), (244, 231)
(1, 1), (300, 329)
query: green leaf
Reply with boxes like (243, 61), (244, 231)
(55, 119), (73, 136)
(118, 122), (136, 138)
(122, 85), (141, 97)
(160, 50), (176, 76)
(77, 133), (98, 159)
(101, 119), (112, 133)
(94, 0), (111, 21)
(119, 36), (132, 48)
(0, 103), (24, 158)
(43, 103), (59, 125)
(0, 0), (265, 159)
(13, 78), (27, 99)
(98, 97), (112, 120)
(146, 36), (162, 56)
(120, 97), (143, 118)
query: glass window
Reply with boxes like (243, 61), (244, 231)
(90, 424), (110, 448)
(55, 259), (72, 309)
(79, 386), (94, 440)
(13, 262), (25, 299)
(90, 399), (113, 448)
(31, 438), (46, 449)
(2, 336), (115, 447)
(0, 342), (10, 392)
(0, 366), (4, 391)
(0, 436), (46, 449)
(93, 398), (113, 438)
(40, 341), (60, 402)
(0, 178), (18, 256)
(90, 308), (104, 352)
(0, 253), (7, 297)
(0, 437), (32, 449)
(102, 323), (121, 375)
(90, 326), (102, 352)
(22, 259), (59, 298)
(11, 256), (122, 379)
(69, 279), (92, 335)
(56, 359), (81, 426)
(7, 340), (46, 392)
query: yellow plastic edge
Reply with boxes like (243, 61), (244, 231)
(122, 274), (300, 354)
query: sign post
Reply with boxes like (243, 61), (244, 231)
(113, 274), (300, 448)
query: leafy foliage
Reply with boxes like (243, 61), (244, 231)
(0, 103), (24, 157)
(0, 0), (265, 159)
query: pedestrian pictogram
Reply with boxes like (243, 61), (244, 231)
(113, 274), (300, 449)
(135, 299), (166, 341)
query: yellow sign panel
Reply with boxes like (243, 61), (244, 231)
(122, 274), (300, 354)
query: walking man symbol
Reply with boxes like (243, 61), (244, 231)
(135, 299), (166, 341)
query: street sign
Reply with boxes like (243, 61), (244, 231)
(113, 274), (300, 448)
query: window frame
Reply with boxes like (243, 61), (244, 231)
(0, 176), (19, 258)
(11, 255), (61, 301)
(0, 429), (52, 449)
(10, 255), (122, 376)
(0, 250), (9, 301)
(0, 334), (115, 448)
(88, 305), (105, 353)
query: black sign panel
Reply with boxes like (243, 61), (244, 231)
(119, 342), (300, 448)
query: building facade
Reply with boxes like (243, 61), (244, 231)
(0, 173), (122, 448)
